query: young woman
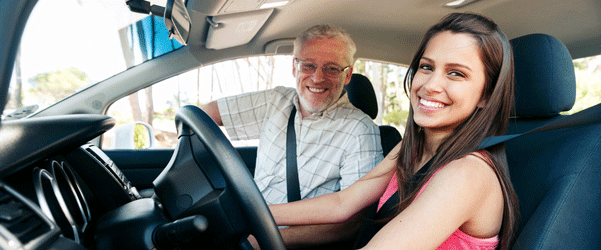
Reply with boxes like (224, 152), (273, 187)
(269, 12), (520, 250)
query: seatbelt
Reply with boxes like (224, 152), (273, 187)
(412, 102), (601, 197)
(286, 106), (301, 202)
(478, 102), (601, 150)
(353, 102), (601, 249)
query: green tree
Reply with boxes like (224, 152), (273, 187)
(133, 123), (150, 149)
(353, 60), (410, 128)
(28, 68), (90, 105)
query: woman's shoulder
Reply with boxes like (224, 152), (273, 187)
(427, 152), (504, 238)
(432, 152), (499, 191)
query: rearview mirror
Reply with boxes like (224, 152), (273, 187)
(164, 0), (191, 45)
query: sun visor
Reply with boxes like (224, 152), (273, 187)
(205, 8), (274, 50)
(189, 0), (294, 15)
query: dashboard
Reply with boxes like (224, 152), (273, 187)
(0, 114), (121, 249)
(0, 110), (281, 249)
(31, 144), (141, 244)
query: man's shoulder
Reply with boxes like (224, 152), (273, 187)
(321, 105), (380, 141)
(273, 86), (297, 96)
(224, 86), (295, 100)
(327, 94), (376, 125)
(333, 103), (378, 126)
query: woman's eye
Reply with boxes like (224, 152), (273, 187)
(448, 71), (466, 78)
(419, 64), (432, 71)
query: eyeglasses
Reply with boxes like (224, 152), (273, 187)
(294, 59), (350, 78)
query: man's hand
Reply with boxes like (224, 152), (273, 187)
(200, 100), (223, 126)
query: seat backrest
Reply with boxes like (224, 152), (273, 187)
(344, 73), (379, 120)
(507, 34), (601, 249)
(344, 73), (402, 156)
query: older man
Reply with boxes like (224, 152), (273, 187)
(202, 25), (383, 206)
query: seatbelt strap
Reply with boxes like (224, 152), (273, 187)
(478, 102), (601, 150)
(415, 103), (601, 179)
(409, 103), (601, 200)
(353, 103), (601, 249)
(408, 103), (601, 202)
(286, 106), (301, 202)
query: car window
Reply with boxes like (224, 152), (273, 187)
(102, 56), (411, 149)
(3, 0), (178, 120)
(103, 54), (601, 150)
(567, 55), (601, 114)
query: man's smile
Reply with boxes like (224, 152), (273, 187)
(308, 86), (327, 93)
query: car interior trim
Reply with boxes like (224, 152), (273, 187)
(32, 167), (80, 243)
(0, 183), (61, 250)
(51, 161), (91, 235)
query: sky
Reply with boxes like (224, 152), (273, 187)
(18, 0), (129, 84)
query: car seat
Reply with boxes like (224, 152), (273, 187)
(506, 33), (601, 249)
(344, 73), (402, 156)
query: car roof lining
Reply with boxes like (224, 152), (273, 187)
(183, 0), (600, 64)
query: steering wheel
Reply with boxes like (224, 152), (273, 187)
(153, 105), (285, 249)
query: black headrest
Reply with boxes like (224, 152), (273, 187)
(344, 74), (378, 119)
(510, 33), (576, 117)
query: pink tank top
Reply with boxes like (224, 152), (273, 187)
(377, 153), (500, 250)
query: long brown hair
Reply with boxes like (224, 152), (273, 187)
(394, 13), (520, 249)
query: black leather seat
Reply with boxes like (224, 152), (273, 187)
(506, 34), (601, 249)
(345, 73), (402, 156)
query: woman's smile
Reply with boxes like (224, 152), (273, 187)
(419, 98), (446, 110)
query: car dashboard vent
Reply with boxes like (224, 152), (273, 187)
(0, 183), (60, 250)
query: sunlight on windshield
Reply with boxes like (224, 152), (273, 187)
(5, 0), (170, 117)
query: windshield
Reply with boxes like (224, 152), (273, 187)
(4, 0), (179, 120)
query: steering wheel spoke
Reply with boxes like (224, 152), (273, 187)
(152, 105), (285, 249)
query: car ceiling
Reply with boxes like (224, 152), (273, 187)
(184, 0), (601, 65)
